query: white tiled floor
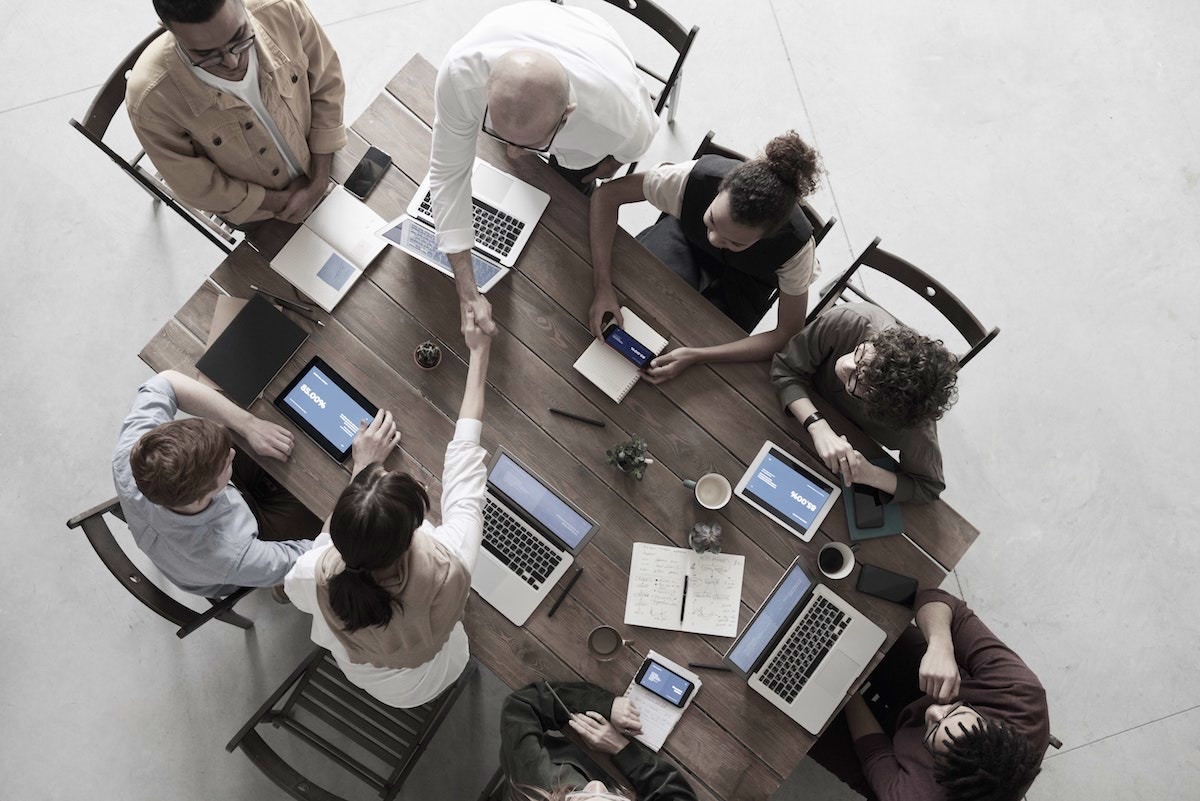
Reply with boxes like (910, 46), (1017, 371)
(2, 1), (1198, 799)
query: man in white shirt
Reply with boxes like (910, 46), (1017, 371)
(431, 1), (660, 335)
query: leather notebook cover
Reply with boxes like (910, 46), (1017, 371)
(195, 294), (308, 408)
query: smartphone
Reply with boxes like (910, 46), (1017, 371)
(856, 563), (919, 607)
(344, 146), (391, 200)
(852, 485), (885, 529)
(634, 658), (695, 708)
(602, 320), (654, 369)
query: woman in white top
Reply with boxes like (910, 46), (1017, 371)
(285, 312), (493, 707)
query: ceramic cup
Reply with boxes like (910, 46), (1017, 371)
(587, 625), (633, 662)
(817, 542), (855, 580)
(683, 473), (733, 510)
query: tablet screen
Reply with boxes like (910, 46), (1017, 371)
(740, 446), (836, 536)
(277, 360), (375, 457)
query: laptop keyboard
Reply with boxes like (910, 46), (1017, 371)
(418, 192), (525, 257)
(482, 499), (563, 589)
(400, 220), (503, 287)
(759, 595), (850, 704)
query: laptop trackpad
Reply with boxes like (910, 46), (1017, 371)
(812, 651), (861, 695)
(473, 164), (514, 205)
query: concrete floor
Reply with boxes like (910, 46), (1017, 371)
(2, 0), (1197, 798)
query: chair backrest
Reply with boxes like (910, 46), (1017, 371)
(691, 130), (837, 247)
(228, 649), (475, 801)
(66, 497), (253, 637)
(806, 237), (1000, 369)
(75, 28), (166, 141)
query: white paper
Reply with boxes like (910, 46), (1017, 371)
(270, 226), (356, 313)
(624, 543), (744, 637)
(622, 651), (701, 752)
(573, 307), (668, 403)
(304, 187), (387, 270)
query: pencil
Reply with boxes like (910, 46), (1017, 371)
(548, 407), (606, 428)
(687, 663), (732, 672)
(547, 567), (584, 617)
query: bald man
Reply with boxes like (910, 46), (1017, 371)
(431, 1), (659, 334)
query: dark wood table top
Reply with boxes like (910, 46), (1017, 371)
(139, 54), (979, 801)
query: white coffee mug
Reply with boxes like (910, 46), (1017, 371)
(684, 473), (732, 510)
(817, 542), (855, 580)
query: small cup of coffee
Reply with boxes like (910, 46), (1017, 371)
(587, 625), (632, 662)
(817, 542), (855, 580)
(684, 473), (732, 510)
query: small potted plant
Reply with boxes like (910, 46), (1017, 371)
(688, 522), (723, 554)
(607, 435), (653, 481)
(414, 340), (442, 370)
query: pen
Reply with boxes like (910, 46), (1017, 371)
(548, 407), (606, 428)
(250, 285), (315, 313)
(679, 574), (688, 623)
(687, 663), (732, 672)
(547, 567), (584, 618)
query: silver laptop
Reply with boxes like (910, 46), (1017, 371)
(471, 448), (599, 626)
(378, 215), (510, 293)
(724, 557), (886, 735)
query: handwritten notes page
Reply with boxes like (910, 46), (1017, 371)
(624, 543), (744, 637)
(622, 651), (702, 752)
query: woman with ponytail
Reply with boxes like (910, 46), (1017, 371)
(284, 310), (494, 707)
(589, 130), (824, 382)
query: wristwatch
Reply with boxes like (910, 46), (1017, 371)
(801, 411), (825, 430)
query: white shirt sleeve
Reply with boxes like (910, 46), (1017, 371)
(428, 419), (488, 573)
(284, 534), (332, 614)
(775, 238), (820, 296)
(429, 62), (482, 255)
(640, 160), (695, 219)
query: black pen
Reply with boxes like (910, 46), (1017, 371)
(679, 574), (688, 623)
(687, 663), (732, 672)
(547, 567), (584, 618)
(250, 284), (315, 313)
(548, 407), (606, 428)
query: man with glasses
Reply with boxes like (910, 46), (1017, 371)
(807, 590), (1049, 801)
(431, 2), (659, 335)
(770, 302), (960, 503)
(499, 680), (697, 801)
(127, 0), (345, 225)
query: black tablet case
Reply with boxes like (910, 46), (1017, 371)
(195, 294), (308, 407)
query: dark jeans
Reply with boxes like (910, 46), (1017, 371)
(806, 626), (930, 800)
(230, 449), (322, 544)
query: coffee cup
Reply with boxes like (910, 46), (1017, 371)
(817, 542), (855, 580)
(587, 625), (633, 662)
(683, 473), (732, 510)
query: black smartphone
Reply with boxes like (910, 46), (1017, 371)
(634, 658), (696, 708)
(852, 485), (885, 529)
(344, 146), (391, 200)
(601, 320), (654, 369)
(856, 563), (919, 607)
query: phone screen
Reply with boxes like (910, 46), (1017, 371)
(856, 563), (919, 606)
(602, 323), (654, 369)
(636, 659), (695, 708)
(345, 147), (391, 199)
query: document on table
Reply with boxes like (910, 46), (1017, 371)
(624, 543), (744, 637)
(622, 650), (701, 752)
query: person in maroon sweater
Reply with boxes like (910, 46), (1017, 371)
(808, 589), (1049, 801)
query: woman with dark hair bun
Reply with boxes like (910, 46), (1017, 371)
(285, 311), (494, 707)
(589, 130), (824, 383)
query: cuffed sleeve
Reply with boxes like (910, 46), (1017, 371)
(292, 0), (345, 153)
(775, 238), (818, 296)
(641, 160), (694, 218)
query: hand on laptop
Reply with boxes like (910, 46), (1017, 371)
(609, 696), (643, 736)
(642, 348), (696, 384)
(918, 638), (961, 703)
(244, 418), (295, 461)
(589, 286), (623, 339)
(351, 410), (401, 475)
(569, 710), (629, 755)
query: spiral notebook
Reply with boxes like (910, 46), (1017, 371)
(573, 307), (668, 403)
(621, 651), (701, 752)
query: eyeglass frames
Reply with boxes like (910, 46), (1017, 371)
(183, 33), (257, 70)
(923, 701), (980, 753)
(480, 103), (566, 154)
(846, 342), (870, 398)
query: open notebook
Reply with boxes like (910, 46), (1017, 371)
(621, 651), (701, 752)
(270, 187), (386, 312)
(573, 307), (668, 403)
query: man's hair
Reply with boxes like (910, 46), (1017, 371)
(718, 130), (823, 235)
(935, 722), (1043, 801)
(153, 0), (228, 25)
(130, 418), (232, 507)
(858, 325), (959, 430)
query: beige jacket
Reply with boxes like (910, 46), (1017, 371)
(126, 0), (345, 223)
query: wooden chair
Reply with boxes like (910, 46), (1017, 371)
(227, 648), (476, 801)
(807, 237), (1000, 369)
(691, 130), (837, 246)
(66, 497), (255, 639)
(68, 28), (239, 253)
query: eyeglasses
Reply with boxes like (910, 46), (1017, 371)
(185, 33), (256, 69)
(846, 343), (870, 398)
(481, 104), (566, 154)
(923, 702), (979, 753)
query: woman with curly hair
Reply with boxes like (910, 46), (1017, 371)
(588, 130), (824, 382)
(770, 302), (959, 503)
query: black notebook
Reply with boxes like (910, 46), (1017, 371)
(195, 294), (308, 407)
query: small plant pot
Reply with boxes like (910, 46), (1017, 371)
(688, 522), (723, 554)
(606, 435), (653, 481)
(414, 341), (442, 370)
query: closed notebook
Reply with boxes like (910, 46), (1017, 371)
(573, 307), (668, 403)
(195, 294), (308, 408)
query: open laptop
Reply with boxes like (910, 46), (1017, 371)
(724, 557), (886, 735)
(471, 448), (599, 626)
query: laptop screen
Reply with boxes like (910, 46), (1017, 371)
(727, 563), (814, 674)
(741, 447), (834, 533)
(489, 453), (592, 549)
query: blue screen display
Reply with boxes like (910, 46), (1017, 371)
(743, 449), (833, 533)
(727, 565), (813, 673)
(604, 326), (653, 368)
(281, 364), (373, 454)
(638, 660), (692, 706)
(489, 454), (592, 549)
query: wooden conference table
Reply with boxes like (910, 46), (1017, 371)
(140, 55), (979, 801)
